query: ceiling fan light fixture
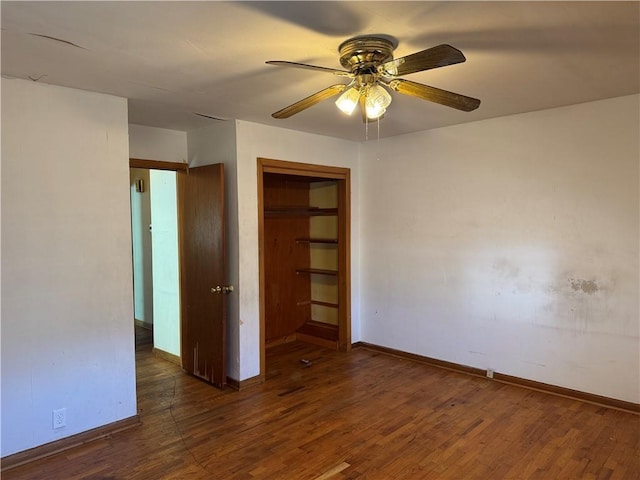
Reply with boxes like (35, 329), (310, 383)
(365, 105), (386, 120)
(365, 84), (392, 119)
(268, 35), (481, 121)
(335, 86), (361, 115)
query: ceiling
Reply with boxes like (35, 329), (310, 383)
(2, 1), (638, 141)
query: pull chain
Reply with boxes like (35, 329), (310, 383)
(377, 116), (380, 160)
(365, 114), (369, 141)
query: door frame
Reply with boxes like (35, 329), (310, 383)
(130, 158), (189, 172)
(257, 158), (351, 379)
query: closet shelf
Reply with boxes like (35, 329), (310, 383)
(296, 300), (339, 308)
(264, 206), (338, 217)
(295, 268), (338, 276)
(295, 238), (338, 244)
(311, 300), (339, 308)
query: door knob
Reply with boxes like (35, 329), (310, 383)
(211, 285), (234, 295)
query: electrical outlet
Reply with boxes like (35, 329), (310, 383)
(486, 369), (494, 379)
(53, 408), (66, 429)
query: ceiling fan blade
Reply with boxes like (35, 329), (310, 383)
(387, 79), (480, 112)
(266, 61), (352, 77)
(272, 84), (347, 119)
(381, 44), (466, 76)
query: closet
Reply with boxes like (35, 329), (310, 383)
(258, 158), (350, 356)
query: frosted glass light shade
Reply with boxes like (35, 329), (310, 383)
(365, 84), (392, 119)
(366, 105), (386, 119)
(335, 87), (360, 115)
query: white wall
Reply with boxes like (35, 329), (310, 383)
(150, 170), (180, 356)
(235, 121), (361, 380)
(1, 79), (137, 456)
(129, 124), (187, 163)
(360, 95), (640, 403)
(187, 121), (240, 380)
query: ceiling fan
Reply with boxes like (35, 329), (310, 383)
(266, 35), (481, 122)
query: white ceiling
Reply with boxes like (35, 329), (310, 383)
(2, 1), (638, 141)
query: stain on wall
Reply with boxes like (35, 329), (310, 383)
(492, 258), (520, 279)
(569, 278), (599, 295)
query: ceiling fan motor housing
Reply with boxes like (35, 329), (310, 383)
(338, 36), (395, 75)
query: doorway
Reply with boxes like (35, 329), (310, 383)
(129, 162), (183, 364)
(129, 158), (229, 388)
(257, 158), (351, 379)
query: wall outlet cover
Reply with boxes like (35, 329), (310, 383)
(53, 408), (66, 429)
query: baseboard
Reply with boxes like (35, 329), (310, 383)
(353, 342), (486, 377)
(353, 342), (639, 414)
(134, 319), (152, 330)
(0, 415), (140, 473)
(226, 374), (263, 391)
(266, 332), (339, 351)
(492, 372), (639, 414)
(152, 347), (181, 366)
(296, 332), (339, 350)
(266, 334), (297, 349)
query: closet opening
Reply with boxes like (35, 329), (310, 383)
(257, 158), (351, 379)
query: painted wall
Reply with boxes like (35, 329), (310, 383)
(234, 121), (361, 380)
(128, 124), (187, 163)
(187, 121), (240, 380)
(130, 168), (153, 325)
(1, 79), (137, 456)
(360, 95), (640, 403)
(150, 170), (180, 356)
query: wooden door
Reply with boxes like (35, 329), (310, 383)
(177, 163), (227, 388)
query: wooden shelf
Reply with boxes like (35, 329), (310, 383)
(296, 268), (338, 276)
(261, 169), (347, 352)
(295, 238), (338, 244)
(296, 300), (339, 308)
(264, 206), (338, 217)
(311, 300), (339, 308)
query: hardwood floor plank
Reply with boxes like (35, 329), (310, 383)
(312, 461), (351, 480)
(3, 341), (639, 479)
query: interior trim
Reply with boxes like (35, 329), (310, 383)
(129, 158), (188, 170)
(296, 332), (339, 351)
(0, 415), (141, 472)
(152, 347), (181, 366)
(353, 342), (639, 414)
(226, 375), (263, 391)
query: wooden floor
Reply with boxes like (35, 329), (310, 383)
(4, 341), (639, 479)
